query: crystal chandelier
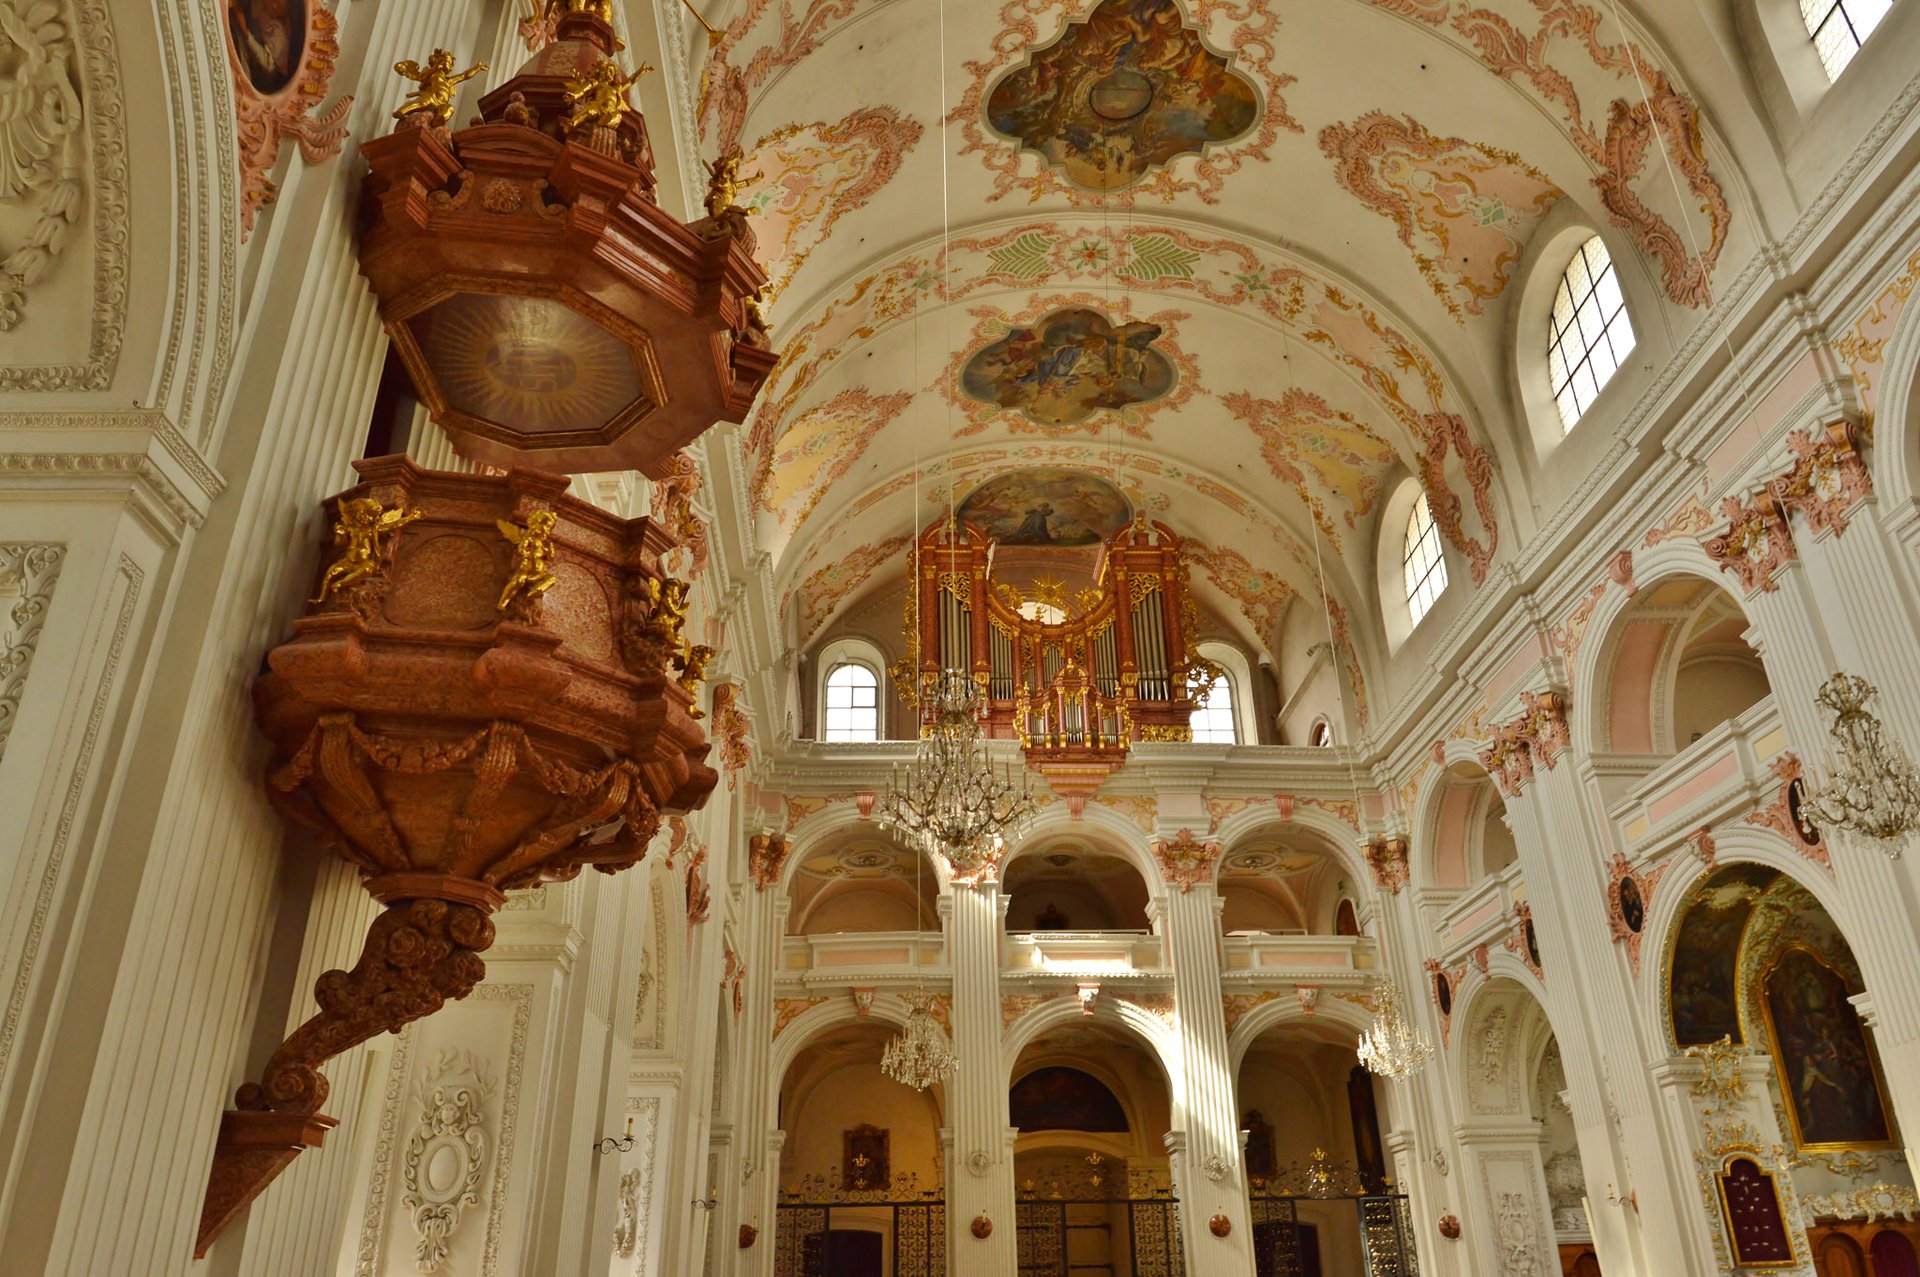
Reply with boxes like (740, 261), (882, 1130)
(1356, 980), (1434, 1080)
(881, 990), (957, 1090)
(880, 670), (1037, 883)
(1806, 672), (1920, 857)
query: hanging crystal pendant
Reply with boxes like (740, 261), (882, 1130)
(881, 990), (957, 1091)
(879, 669), (1037, 884)
(1805, 673), (1920, 857)
(1356, 981), (1434, 1080)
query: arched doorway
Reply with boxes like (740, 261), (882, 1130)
(1010, 1020), (1183, 1277)
(774, 1023), (946, 1277)
(1235, 1018), (1413, 1277)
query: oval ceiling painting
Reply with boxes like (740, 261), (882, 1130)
(958, 468), (1133, 547)
(960, 307), (1175, 426)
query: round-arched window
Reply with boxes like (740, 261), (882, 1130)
(1190, 674), (1238, 744)
(1402, 494), (1448, 625)
(823, 662), (879, 741)
(1802, 0), (1894, 79)
(1547, 235), (1634, 431)
(1310, 719), (1334, 748)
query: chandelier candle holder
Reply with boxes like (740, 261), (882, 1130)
(879, 670), (1037, 884)
(882, 990), (958, 1091)
(198, 457), (715, 1253)
(1356, 980), (1434, 1080)
(356, 3), (775, 476)
(1806, 672), (1920, 856)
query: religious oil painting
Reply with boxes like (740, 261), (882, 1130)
(228, 0), (305, 95)
(957, 468), (1132, 547)
(1761, 946), (1894, 1149)
(984, 0), (1260, 191)
(1669, 865), (1773, 1047)
(961, 307), (1174, 426)
(1009, 1066), (1129, 1132)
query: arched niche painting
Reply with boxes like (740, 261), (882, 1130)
(1760, 945), (1895, 1150)
(1668, 864), (1774, 1047)
(1009, 1066), (1129, 1133)
(227, 0), (305, 94)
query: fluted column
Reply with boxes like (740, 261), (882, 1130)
(1157, 884), (1254, 1273)
(944, 883), (1015, 1270)
(1503, 762), (1701, 1276)
(729, 883), (786, 1277)
(1738, 564), (1920, 1160)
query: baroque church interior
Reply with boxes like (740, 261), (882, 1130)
(8, 0), (1920, 1272)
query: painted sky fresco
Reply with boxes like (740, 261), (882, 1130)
(984, 0), (1259, 191)
(960, 306), (1174, 426)
(957, 468), (1133, 547)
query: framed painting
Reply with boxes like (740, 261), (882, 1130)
(222, 0), (350, 233)
(1760, 945), (1895, 1151)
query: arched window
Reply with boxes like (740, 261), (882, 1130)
(1547, 235), (1634, 431)
(1190, 674), (1238, 743)
(1310, 719), (1334, 748)
(1402, 494), (1449, 625)
(1802, 0), (1893, 78)
(822, 662), (879, 741)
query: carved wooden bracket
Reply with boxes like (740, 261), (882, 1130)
(197, 899), (494, 1255)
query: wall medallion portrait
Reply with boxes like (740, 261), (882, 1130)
(1433, 969), (1452, 1017)
(223, 0), (351, 235)
(1617, 875), (1645, 934)
(984, 0), (1259, 192)
(957, 468), (1132, 548)
(960, 307), (1174, 427)
(1760, 946), (1894, 1150)
(228, 0), (304, 95)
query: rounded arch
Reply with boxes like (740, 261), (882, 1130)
(1376, 473), (1459, 652)
(1448, 970), (1561, 1118)
(1509, 206), (1669, 467)
(1414, 759), (1514, 890)
(1580, 568), (1768, 758)
(1001, 995), (1183, 1116)
(1212, 804), (1374, 905)
(767, 991), (930, 1103)
(1637, 825), (1859, 1048)
(1869, 257), (1920, 512)
(776, 805), (955, 898)
(812, 635), (891, 740)
(784, 827), (946, 935)
(1226, 993), (1373, 1076)
(998, 804), (1162, 895)
(1192, 638), (1258, 744)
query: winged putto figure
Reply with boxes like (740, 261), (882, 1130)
(311, 498), (423, 603)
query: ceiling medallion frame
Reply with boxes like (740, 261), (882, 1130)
(958, 0), (1300, 204)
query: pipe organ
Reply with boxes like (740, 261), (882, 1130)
(899, 516), (1204, 802)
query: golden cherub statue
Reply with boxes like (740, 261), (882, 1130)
(312, 498), (423, 603)
(496, 510), (560, 613)
(393, 49), (488, 127)
(563, 59), (653, 135)
(650, 576), (691, 647)
(676, 642), (716, 715)
(703, 146), (759, 220)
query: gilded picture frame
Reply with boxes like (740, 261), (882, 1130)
(1757, 943), (1897, 1153)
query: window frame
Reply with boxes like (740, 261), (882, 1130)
(822, 660), (882, 742)
(1189, 673), (1239, 744)
(1402, 493), (1449, 628)
(1800, 0), (1895, 78)
(1546, 234), (1636, 433)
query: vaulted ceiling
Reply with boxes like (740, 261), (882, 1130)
(702, 0), (1774, 687)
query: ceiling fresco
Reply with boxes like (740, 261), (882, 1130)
(956, 467), (1134, 546)
(981, 0), (1261, 193)
(692, 0), (1763, 703)
(958, 305), (1176, 427)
